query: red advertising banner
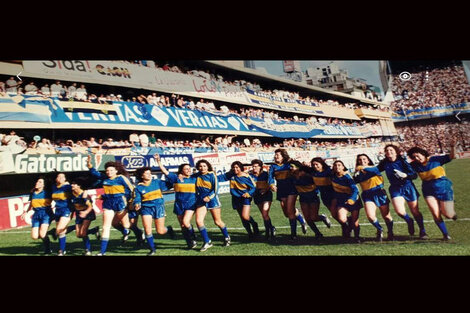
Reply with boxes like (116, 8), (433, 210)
(0, 188), (104, 231)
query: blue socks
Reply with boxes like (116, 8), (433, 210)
(296, 213), (306, 225)
(241, 219), (253, 235)
(220, 226), (230, 238)
(415, 214), (426, 234)
(435, 220), (448, 236)
(385, 220), (394, 234)
(58, 234), (66, 252)
(307, 221), (322, 236)
(130, 224), (143, 238)
(83, 236), (91, 251)
(87, 226), (99, 235)
(353, 225), (360, 238)
(289, 218), (297, 236)
(401, 213), (412, 223)
(371, 219), (383, 231)
(66, 225), (76, 234)
(263, 219), (273, 232)
(41, 236), (51, 252)
(100, 238), (109, 254)
(146, 234), (155, 251)
(198, 226), (211, 243)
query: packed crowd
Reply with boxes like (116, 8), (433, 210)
(391, 64), (470, 112)
(396, 120), (470, 154)
(0, 128), (386, 155)
(0, 76), (388, 128)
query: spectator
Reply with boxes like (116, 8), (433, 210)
(40, 84), (51, 97)
(50, 81), (62, 98)
(6, 77), (20, 93)
(24, 82), (38, 95)
(37, 138), (53, 149)
(68, 83), (78, 99)
(75, 84), (87, 101)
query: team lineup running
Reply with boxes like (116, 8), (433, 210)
(20, 142), (459, 256)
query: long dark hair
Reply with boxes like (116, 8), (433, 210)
(274, 148), (290, 164)
(135, 167), (152, 181)
(407, 146), (430, 158)
(231, 161), (244, 172)
(195, 159), (213, 172)
(310, 157), (330, 172)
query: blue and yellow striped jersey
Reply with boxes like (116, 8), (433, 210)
(378, 158), (417, 186)
(410, 155), (451, 182)
(29, 190), (52, 211)
(331, 173), (359, 201)
(71, 191), (92, 211)
(268, 162), (291, 188)
(195, 171), (218, 200)
(312, 167), (333, 188)
(165, 172), (197, 204)
(219, 172), (256, 198)
(89, 167), (134, 199)
(134, 178), (168, 207)
(249, 171), (270, 194)
(293, 174), (318, 195)
(353, 166), (385, 193)
(51, 183), (72, 209)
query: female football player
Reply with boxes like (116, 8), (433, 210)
(249, 159), (276, 240)
(193, 159), (231, 252)
(134, 166), (175, 256)
(21, 176), (54, 255)
(354, 154), (394, 241)
(268, 149), (307, 240)
(407, 142), (457, 240)
(377, 144), (428, 239)
(87, 155), (134, 255)
(331, 160), (363, 242)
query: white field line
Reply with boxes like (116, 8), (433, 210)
(2, 217), (469, 234)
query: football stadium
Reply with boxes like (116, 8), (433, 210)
(0, 59), (469, 256)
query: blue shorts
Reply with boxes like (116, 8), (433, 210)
(75, 210), (96, 224)
(141, 204), (166, 219)
(389, 183), (419, 202)
(319, 190), (335, 208)
(53, 206), (72, 221)
(232, 196), (252, 210)
(422, 178), (454, 201)
(128, 210), (139, 219)
(253, 190), (273, 205)
(362, 189), (390, 207)
(299, 192), (320, 204)
(31, 209), (54, 228)
(173, 200), (196, 216)
(336, 195), (363, 212)
(196, 196), (221, 210)
(103, 196), (127, 212)
(276, 188), (298, 201)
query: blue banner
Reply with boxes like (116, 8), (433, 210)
(115, 154), (194, 171)
(392, 102), (469, 121)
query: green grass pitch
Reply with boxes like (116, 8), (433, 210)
(1, 158), (469, 256)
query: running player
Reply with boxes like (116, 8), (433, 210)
(87, 155), (135, 256)
(377, 144), (428, 239)
(21, 176), (54, 255)
(155, 155), (198, 249)
(249, 159), (276, 240)
(70, 177), (99, 255)
(50, 172), (73, 256)
(268, 149), (307, 240)
(134, 166), (175, 256)
(310, 157), (338, 225)
(354, 154), (394, 241)
(331, 160), (363, 243)
(290, 160), (331, 239)
(194, 159), (231, 252)
(407, 143), (457, 240)
(219, 161), (259, 240)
